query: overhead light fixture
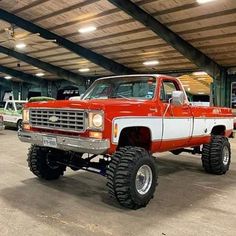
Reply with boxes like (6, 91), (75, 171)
(197, 0), (216, 4)
(36, 72), (45, 77)
(78, 26), (97, 33)
(143, 60), (159, 66)
(198, 92), (205, 94)
(15, 42), (26, 49)
(79, 68), (90, 73)
(187, 88), (191, 91)
(4, 75), (12, 80)
(192, 71), (208, 76)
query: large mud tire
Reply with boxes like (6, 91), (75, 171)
(27, 145), (66, 180)
(107, 146), (158, 209)
(202, 136), (231, 175)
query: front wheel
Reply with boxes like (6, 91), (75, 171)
(27, 145), (66, 180)
(202, 136), (231, 175)
(17, 119), (22, 130)
(107, 146), (158, 209)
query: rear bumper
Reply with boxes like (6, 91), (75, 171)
(18, 130), (110, 155)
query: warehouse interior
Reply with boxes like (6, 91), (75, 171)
(0, 0), (236, 106)
(0, 0), (236, 235)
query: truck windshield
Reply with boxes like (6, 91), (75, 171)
(83, 76), (156, 100)
(15, 103), (25, 111)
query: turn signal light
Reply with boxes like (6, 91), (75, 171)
(23, 124), (31, 130)
(114, 123), (118, 138)
(89, 131), (102, 139)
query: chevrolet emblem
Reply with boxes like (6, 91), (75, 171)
(49, 116), (59, 123)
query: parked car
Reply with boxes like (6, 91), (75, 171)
(0, 100), (27, 130)
(0, 115), (4, 131)
(18, 75), (233, 209)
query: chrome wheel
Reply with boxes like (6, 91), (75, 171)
(135, 165), (153, 195)
(222, 146), (230, 165)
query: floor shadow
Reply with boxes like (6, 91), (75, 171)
(1, 156), (235, 212)
(0, 155), (235, 235)
(4, 126), (17, 131)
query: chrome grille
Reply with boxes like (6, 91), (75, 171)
(30, 109), (85, 132)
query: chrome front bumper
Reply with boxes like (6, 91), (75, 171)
(18, 130), (110, 155)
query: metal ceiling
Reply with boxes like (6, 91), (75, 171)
(0, 0), (235, 95)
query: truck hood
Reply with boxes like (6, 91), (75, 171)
(25, 99), (154, 114)
(25, 98), (154, 116)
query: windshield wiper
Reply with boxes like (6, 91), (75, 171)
(110, 94), (132, 100)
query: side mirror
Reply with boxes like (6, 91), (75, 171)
(171, 91), (184, 106)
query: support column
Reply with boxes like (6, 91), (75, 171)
(12, 82), (20, 100)
(0, 85), (2, 100)
(212, 69), (228, 107)
(41, 80), (48, 97)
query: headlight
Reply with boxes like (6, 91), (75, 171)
(92, 114), (103, 127)
(88, 111), (103, 130)
(22, 109), (29, 122)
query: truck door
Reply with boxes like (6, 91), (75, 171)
(159, 80), (193, 151)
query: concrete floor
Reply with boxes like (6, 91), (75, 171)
(0, 129), (236, 236)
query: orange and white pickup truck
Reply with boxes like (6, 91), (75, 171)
(18, 75), (233, 209)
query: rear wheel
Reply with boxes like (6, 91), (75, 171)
(27, 145), (66, 180)
(202, 135), (231, 175)
(107, 146), (158, 209)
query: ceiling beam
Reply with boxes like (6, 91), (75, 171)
(0, 65), (42, 86)
(0, 45), (85, 85)
(108, 0), (224, 78)
(0, 9), (135, 75)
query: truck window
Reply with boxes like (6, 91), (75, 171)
(84, 76), (156, 100)
(160, 81), (179, 102)
(90, 84), (111, 98)
(116, 83), (133, 97)
(15, 103), (25, 111)
(6, 102), (14, 111)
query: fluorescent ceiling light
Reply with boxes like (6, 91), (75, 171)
(198, 92), (205, 94)
(143, 60), (159, 66)
(187, 88), (191, 91)
(79, 68), (90, 73)
(192, 71), (207, 76)
(197, 0), (215, 3)
(4, 75), (12, 80)
(78, 26), (97, 33)
(36, 72), (45, 77)
(15, 42), (26, 49)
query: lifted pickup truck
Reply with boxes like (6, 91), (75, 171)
(0, 100), (27, 130)
(18, 75), (233, 209)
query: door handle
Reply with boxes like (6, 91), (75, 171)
(150, 108), (157, 112)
